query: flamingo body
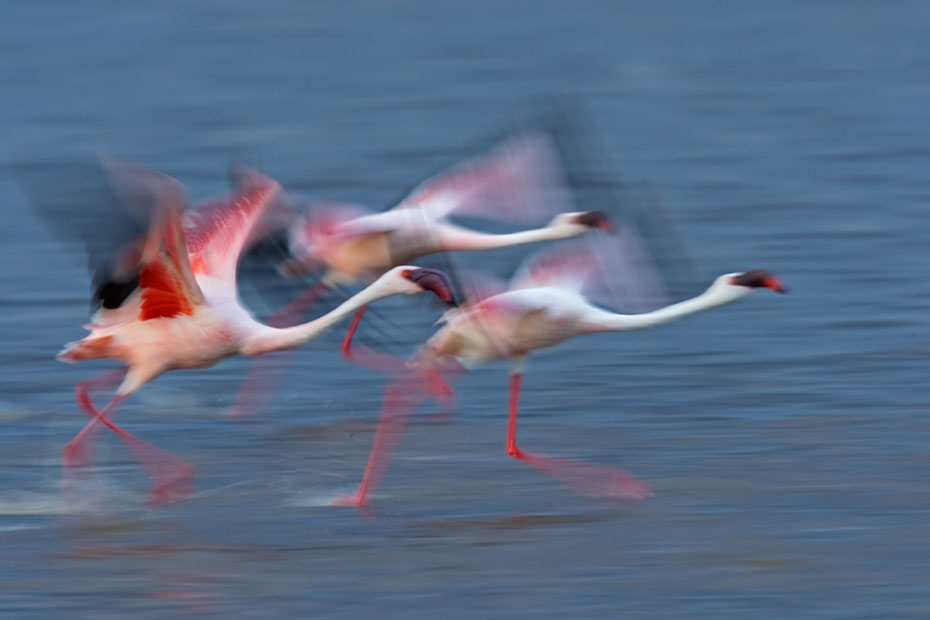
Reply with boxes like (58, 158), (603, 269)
(51, 162), (456, 505)
(421, 288), (590, 366)
(280, 132), (606, 286)
(337, 263), (786, 508)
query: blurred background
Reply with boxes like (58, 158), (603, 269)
(1, 1), (929, 618)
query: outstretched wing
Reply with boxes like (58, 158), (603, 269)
(284, 201), (375, 262)
(16, 156), (153, 309)
(16, 155), (211, 319)
(509, 232), (668, 313)
(390, 130), (573, 224)
(129, 168), (205, 321)
(183, 167), (283, 284)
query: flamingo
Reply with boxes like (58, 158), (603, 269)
(333, 241), (786, 507)
(40, 161), (456, 506)
(230, 132), (609, 416)
(279, 131), (608, 287)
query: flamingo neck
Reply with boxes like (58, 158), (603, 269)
(591, 285), (745, 332)
(242, 283), (388, 355)
(440, 223), (582, 252)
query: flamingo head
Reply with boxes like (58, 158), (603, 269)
(547, 210), (612, 234)
(709, 269), (787, 303)
(728, 269), (787, 293)
(392, 266), (457, 306)
(574, 210), (612, 231)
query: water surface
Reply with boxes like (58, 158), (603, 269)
(1, 1), (929, 618)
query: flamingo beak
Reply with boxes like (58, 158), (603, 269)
(578, 210), (612, 233)
(764, 277), (787, 293)
(408, 268), (457, 306)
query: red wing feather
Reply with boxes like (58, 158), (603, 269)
(136, 176), (205, 321)
(139, 258), (196, 320)
(184, 170), (283, 281)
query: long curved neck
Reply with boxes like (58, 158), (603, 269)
(438, 223), (580, 252)
(590, 285), (741, 332)
(241, 283), (389, 355)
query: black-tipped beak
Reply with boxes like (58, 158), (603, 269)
(765, 277), (787, 294)
(407, 268), (457, 306)
(578, 210), (612, 233)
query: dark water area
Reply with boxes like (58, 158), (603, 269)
(1, 1), (929, 618)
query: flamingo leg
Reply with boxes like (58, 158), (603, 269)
(332, 379), (418, 507)
(341, 307), (459, 418)
(227, 281), (330, 418)
(421, 369), (457, 422)
(65, 386), (195, 507)
(506, 373), (524, 457)
(504, 372), (652, 501)
(64, 369), (128, 467)
(61, 370), (128, 509)
(341, 307), (409, 376)
(332, 362), (467, 509)
(73, 368), (128, 407)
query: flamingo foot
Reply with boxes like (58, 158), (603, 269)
(111, 430), (196, 507)
(63, 436), (96, 470)
(146, 463), (196, 507)
(330, 493), (367, 507)
(61, 442), (106, 512)
(512, 449), (652, 501)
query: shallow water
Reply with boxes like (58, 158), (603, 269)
(1, 1), (929, 618)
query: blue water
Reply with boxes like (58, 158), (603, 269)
(1, 1), (929, 618)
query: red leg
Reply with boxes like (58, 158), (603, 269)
(332, 380), (419, 507)
(422, 369), (457, 422)
(341, 306), (366, 358)
(227, 282), (329, 419)
(340, 307), (409, 376)
(342, 307), (460, 418)
(270, 281), (330, 328)
(64, 369), (128, 468)
(332, 365), (466, 508)
(506, 373), (523, 457)
(66, 389), (195, 507)
(62, 392), (127, 508)
(61, 370), (127, 510)
(505, 373), (652, 501)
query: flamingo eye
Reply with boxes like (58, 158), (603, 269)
(401, 269), (412, 278)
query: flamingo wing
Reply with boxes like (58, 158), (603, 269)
(390, 131), (572, 224)
(183, 168), (283, 283)
(509, 233), (668, 313)
(15, 156), (165, 310)
(286, 201), (377, 259)
(136, 174), (206, 321)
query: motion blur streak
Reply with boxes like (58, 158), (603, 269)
(0, 1), (928, 619)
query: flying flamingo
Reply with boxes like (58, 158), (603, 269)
(229, 131), (609, 417)
(332, 241), (786, 507)
(37, 161), (456, 506)
(279, 131), (607, 289)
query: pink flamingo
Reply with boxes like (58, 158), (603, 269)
(229, 132), (609, 417)
(53, 162), (455, 506)
(279, 132), (608, 288)
(333, 241), (786, 507)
